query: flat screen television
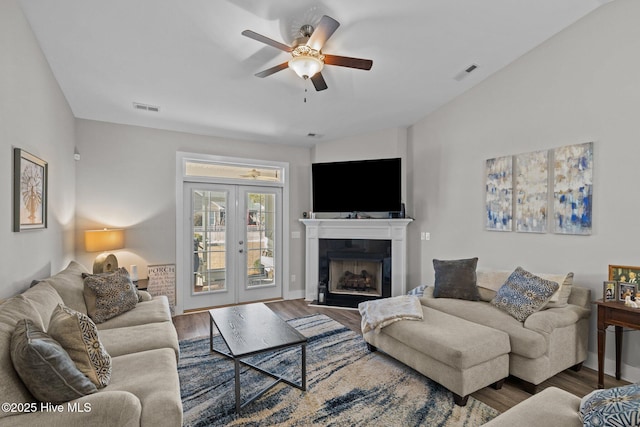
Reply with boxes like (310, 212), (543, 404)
(312, 158), (402, 213)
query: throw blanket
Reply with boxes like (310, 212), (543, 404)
(358, 295), (423, 334)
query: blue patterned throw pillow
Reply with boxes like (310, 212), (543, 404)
(407, 285), (426, 297)
(580, 383), (640, 426)
(491, 267), (559, 322)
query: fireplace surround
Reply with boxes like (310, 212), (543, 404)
(300, 218), (412, 307)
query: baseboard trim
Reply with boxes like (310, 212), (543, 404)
(584, 350), (640, 383)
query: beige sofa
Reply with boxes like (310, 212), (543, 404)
(363, 270), (591, 403)
(0, 261), (182, 427)
(483, 386), (581, 426)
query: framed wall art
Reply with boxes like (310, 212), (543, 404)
(603, 281), (617, 302)
(608, 265), (640, 284)
(485, 155), (513, 231)
(553, 142), (593, 235)
(515, 150), (548, 233)
(618, 282), (637, 302)
(13, 148), (48, 232)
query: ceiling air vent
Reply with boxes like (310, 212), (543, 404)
(133, 102), (160, 112)
(453, 64), (479, 82)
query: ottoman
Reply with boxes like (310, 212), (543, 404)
(363, 305), (511, 405)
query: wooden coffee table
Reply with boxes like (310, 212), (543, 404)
(208, 303), (307, 413)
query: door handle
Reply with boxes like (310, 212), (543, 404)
(239, 249), (244, 253)
(239, 240), (244, 245)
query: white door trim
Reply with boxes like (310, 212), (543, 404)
(175, 152), (290, 314)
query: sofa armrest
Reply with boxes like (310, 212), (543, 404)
(1, 391), (141, 427)
(524, 304), (591, 335)
(482, 386), (581, 427)
(138, 290), (153, 302)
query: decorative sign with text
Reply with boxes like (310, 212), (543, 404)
(147, 264), (176, 315)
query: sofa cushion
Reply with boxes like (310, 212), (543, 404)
(106, 349), (183, 427)
(83, 268), (138, 323)
(21, 282), (64, 329)
(96, 296), (172, 330)
(98, 321), (180, 360)
(48, 304), (112, 388)
(476, 270), (512, 301)
(537, 272), (573, 309)
(10, 318), (97, 403)
(580, 383), (640, 426)
(420, 290), (548, 359)
(432, 257), (481, 301)
(39, 261), (90, 314)
(491, 267), (559, 321)
(0, 296), (43, 417)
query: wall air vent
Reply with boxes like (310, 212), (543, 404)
(453, 64), (479, 82)
(133, 102), (160, 112)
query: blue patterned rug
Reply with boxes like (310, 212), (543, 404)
(179, 314), (499, 426)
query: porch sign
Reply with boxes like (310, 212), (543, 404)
(147, 264), (176, 315)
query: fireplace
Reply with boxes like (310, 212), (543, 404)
(300, 218), (412, 306)
(319, 239), (391, 308)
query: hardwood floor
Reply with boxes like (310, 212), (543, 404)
(173, 299), (628, 414)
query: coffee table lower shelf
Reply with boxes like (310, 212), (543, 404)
(209, 341), (307, 414)
(208, 303), (307, 414)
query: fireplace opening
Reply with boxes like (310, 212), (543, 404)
(319, 238), (391, 308)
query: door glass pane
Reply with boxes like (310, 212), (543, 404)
(246, 192), (276, 288)
(185, 161), (283, 183)
(193, 190), (227, 293)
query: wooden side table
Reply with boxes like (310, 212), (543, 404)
(594, 299), (640, 388)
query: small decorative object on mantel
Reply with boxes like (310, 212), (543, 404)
(603, 281), (617, 302)
(147, 264), (176, 315)
(13, 148), (48, 232)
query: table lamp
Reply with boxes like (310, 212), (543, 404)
(85, 228), (125, 274)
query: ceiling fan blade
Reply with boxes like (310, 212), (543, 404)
(255, 62), (289, 78)
(310, 72), (328, 91)
(324, 54), (373, 70)
(306, 15), (340, 51)
(242, 30), (292, 52)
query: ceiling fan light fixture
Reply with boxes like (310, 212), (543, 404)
(289, 46), (324, 79)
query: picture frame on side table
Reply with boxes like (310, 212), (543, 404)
(13, 148), (48, 232)
(618, 282), (637, 302)
(608, 265), (640, 284)
(603, 281), (617, 302)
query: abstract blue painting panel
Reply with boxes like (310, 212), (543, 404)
(485, 156), (513, 231)
(553, 142), (593, 235)
(515, 150), (548, 233)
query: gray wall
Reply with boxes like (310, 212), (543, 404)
(0, 0), (76, 299)
(74, 119), (311, 298)
(406, 0), (640, 380)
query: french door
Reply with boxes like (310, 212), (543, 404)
(183, 183), (282, 310)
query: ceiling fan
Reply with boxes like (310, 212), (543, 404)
(242, 15), (373, 91)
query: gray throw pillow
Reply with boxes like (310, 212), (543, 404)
(491, 267), (560, 321)
(432, 257), (481, 301)
(10, 318), (97, 404)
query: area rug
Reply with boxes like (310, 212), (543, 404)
(179, 314), (499, 426)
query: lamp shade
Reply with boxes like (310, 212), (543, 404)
(85, 229), (125, 252)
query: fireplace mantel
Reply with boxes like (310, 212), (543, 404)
(300, 218), (412, 302)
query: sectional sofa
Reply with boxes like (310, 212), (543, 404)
(0, 261), (182, 427)
(363, 267), (591, 404)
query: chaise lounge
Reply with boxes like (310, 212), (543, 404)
(363, 262), (591, 404)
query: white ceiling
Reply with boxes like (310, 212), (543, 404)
(18, 0), (606, 147)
